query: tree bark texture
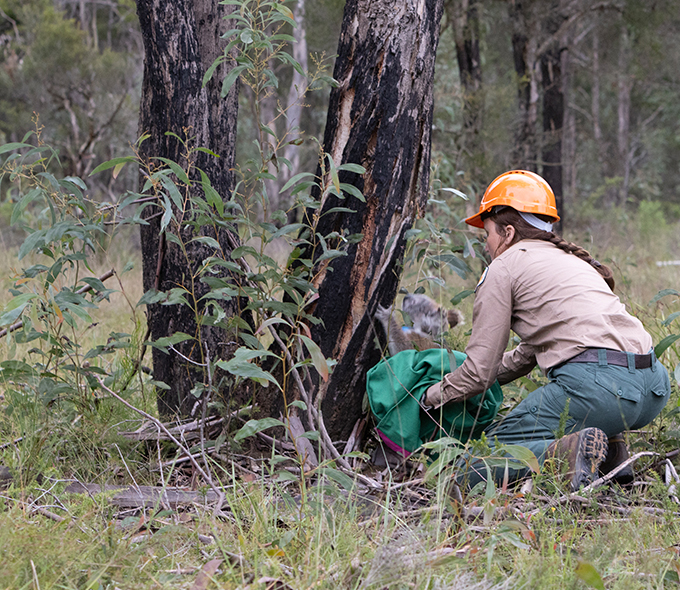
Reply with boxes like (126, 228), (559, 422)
(540, 1), (566, 231)
(509, 0), (539, 172)
(307, 0), (444, 440)
(447, 0), (484, 213)
(136, 0), (242, 417)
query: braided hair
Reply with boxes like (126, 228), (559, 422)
(483, 207), (616, 291)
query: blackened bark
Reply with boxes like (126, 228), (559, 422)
(136, 0), (242, 417)
(305, 0), (444, 440)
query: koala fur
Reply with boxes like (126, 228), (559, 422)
(376, 293), (463, 356)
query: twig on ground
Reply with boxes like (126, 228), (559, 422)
(576, 451), (659, 494)
(32, 506), (65, 523)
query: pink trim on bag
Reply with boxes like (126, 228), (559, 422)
(376, 428), (411, 457)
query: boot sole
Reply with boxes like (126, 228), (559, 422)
(571, 428), (608, 491)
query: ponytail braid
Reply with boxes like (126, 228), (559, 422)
(486, 207), (616, 291)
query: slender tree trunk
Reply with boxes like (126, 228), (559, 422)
(136, 0), (242, 417)
(259, 0), (445, 441)
(617, 21), (632, 206)
(540, 2), (565, 231)
(447, 0), (484, 214)
(263, 0), (309, 215)
(561, 34), (576, 214)
(509, 0), (539, 171)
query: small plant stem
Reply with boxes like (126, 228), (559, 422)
(94, 375), (225, 516)
(267, 326), (350, 470)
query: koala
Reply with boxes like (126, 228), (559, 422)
(376, 293), (463, 356)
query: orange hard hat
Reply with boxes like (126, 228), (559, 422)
(465, 170), (560, 228)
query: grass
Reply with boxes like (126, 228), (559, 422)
(0, 213), (679, 589)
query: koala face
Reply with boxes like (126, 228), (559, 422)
(401, 294), (447, 337)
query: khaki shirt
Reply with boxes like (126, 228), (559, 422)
(427, 239), (652, 407)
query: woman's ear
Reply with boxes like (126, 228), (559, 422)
(503, 224), (516, 247)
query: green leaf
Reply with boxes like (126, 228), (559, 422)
(160, 175), (185, 211)
(160, 193), (173, 233)
(662, 311), (680, 327)
(298, 335), (328, 382)
(439, 187), (469, 200)
(288, 400), (307, 411)
(430, 253), (470, 280)
(0, 293), (37, 326)
(574, 561), (605, 590)
(234, 418), (285, 442)
(190, 236), (220, 250)
(90, 156), (137, 176)
(156, 157), (191, 185)
(339, 183), (365, 202)
(337, 163), (366, 174)
(280, 171), (316, 194)
(221, 64), (248, 97)
(319, 467), (355, 491)
(11, 187), (42, 225)
(655, 334), (680, 358)
(202, 54), (225, 87)
(502, 445), (539, 473)
(216, 347), (280, 388)
(149, 332), (194, 353)
(199, 170), (224, 216)
(649, 289), (680, 306)
(450, 289), (474, 306)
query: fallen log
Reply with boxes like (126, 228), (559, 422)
(65, 482), (220, 509)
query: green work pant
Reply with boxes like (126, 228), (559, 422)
(464, 349), (671, 488)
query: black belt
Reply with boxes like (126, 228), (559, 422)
(566, 349), (653, 369)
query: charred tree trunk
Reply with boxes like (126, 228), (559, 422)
(313, 0), (444, 440)
(259, 0), (445, 441)
(136, 0), (242, 417)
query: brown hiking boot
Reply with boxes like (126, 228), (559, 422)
(599, 433), (634, 485)
(546, 428), (608, 491)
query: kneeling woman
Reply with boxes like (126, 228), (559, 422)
(424, 170), (670, 490)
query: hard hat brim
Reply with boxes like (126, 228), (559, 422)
(464, 211), (485, 228)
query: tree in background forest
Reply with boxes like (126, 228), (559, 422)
(435, 0), (680, 228)
(0, 0), (141, 197)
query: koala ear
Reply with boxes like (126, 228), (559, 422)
(446, 309), (463, 328)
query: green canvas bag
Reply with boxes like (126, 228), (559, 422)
(367, 348), (503, 456)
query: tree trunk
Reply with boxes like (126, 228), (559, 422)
(540, 2), (565, 231)
(617, 21), (632, 207)
(136, 0), (242, 417)
(509, 0), (539, 171)
(314, 0), (444, 440)
(259, 0), (445, 441)
(263, 0), (309, 215)
(447, 0), (484, 214)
